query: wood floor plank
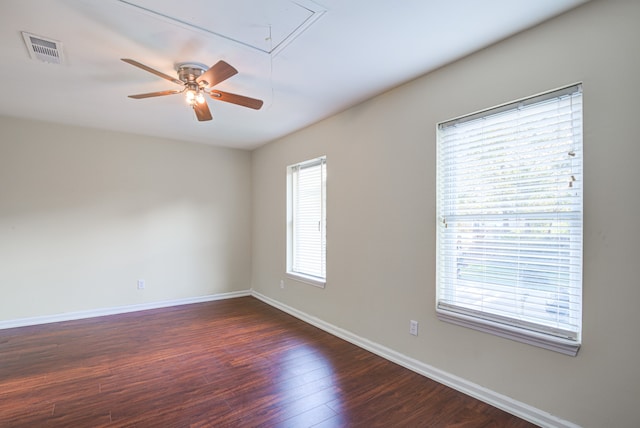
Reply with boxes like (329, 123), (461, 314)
(0, 297), (537, 427)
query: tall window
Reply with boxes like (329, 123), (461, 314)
(287, 156), (327, 287)
(436, 85), (583, 355)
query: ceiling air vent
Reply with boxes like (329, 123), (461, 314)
(21, 32), (64, 64)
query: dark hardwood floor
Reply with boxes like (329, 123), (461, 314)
(0, 297), (536, 427)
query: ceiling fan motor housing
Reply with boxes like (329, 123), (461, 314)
(176, 62), (208, 85)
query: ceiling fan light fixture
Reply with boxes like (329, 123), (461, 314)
(185, 89), (206, 106)
(185, 89), (196, 105)
(185, 90), (195, 105)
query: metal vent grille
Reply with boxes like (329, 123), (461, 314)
(21, 32), (64, 64)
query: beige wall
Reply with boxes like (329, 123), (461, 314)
(0, 117), (251, 321)
(251, 1), (640, 427)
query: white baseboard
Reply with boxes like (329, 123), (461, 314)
(251, 290), (580, 428)
(0, 290), (251, 330)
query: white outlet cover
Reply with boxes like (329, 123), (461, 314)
(410, 320), (419, 336)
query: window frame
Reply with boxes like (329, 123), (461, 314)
(286, 156), (327, 288)
(436, 85), (583, 356)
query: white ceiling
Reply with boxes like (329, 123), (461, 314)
(0, 0), (588, 150)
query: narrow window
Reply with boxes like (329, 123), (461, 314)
(436, 85), (583, 355)
(287, 156), (327, 287)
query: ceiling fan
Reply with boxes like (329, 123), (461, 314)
(121, 58), (264, 121)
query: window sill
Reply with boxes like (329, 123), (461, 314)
(436, 308), (580, 356)
(286, 272), (326, 288)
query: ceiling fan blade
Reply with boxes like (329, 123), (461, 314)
(209, 90), (264, 110)
(196, 61), (238, 88)
(128, 89), (183, 99)
(193, 101), (213, 121)
(121, 58), (184, 86)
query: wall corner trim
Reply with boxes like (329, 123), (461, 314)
(251, 290), (581, 428)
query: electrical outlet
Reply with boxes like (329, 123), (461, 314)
(280, 280), (285, 289)
(137, 279), (145, 290)
(409, 320), (419, 336)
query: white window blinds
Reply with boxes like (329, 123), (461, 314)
(436, 85), (583, 355)
(288, 157), (326, 283)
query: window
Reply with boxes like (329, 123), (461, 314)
(287, 156), (327, 287)
(436, 85), (583, 355)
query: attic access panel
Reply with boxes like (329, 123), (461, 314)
(116, 0), (325, 55)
